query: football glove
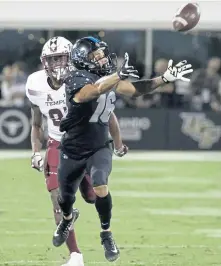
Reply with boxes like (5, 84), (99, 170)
(114, 144), (128, 157)
(31, 152), (44, 172)
(162, 60), (193, 83)
(118, 53), (139, 80)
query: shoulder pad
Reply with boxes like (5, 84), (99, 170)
(65, 70), (99, 96)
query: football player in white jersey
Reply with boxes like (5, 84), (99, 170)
(25, 36), (128, 266)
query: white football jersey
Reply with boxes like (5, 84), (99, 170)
(26, 70), (67, 141)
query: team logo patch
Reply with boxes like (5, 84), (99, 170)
(180, 112), (221, 149)
(0, 109), (30, 144)
(50, 37), (58, 52)
(47, 94), (53, 101)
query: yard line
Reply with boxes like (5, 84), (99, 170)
(0, 218), (51, 223)
(195, 229), (221, 234)
(0, 260), (145, 265)
(2, 191), (221, 204)
(195, 229), (221, 238)
(0, 261), (60, 265)
(144, 207), (221, 216)
(4, 230), (50, 235)
(112, 190), (221, 199)
(8, 229), (221, 239)
(2, 230), (185, 236)
(114, 152), (221, 162)
(112, 167), (171, 173)
(0, 262), (145, 266)
(0, 217), (120, 223)
(1, 150), (221, 161)
(111, 177), (216, 184)
(119, 244), (221, 249)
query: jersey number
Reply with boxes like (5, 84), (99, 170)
(89, 92), (116, 123)
(49, 107), (67, 126)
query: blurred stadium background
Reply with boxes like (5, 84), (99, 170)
(0, 1), (220, 266)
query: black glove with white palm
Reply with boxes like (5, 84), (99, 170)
(118, 53), (139, 80)
(162, 60), (193, 83)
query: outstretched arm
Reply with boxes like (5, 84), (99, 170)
(115, 77), (164, 97)
(115, 58), (193, 98)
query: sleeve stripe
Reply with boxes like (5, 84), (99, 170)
(28, 89), (41, 96)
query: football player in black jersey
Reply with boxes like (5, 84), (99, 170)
(53, 36), (193, 262)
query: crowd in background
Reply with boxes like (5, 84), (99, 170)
(0, 29), (221, 112)
(0, 62), (28, 107)
(1, 57), (220, 112)
(119, 56), (221, 112)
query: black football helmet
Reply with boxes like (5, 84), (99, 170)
(71, 36), (117, 76)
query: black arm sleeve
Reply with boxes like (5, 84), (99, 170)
(131, 79), (156, 97)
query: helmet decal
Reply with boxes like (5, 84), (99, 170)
(49, 37), (58, 52)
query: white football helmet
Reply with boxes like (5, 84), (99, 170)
(40, 36), (73, 82)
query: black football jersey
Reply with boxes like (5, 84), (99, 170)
(60, 70), (116, 159)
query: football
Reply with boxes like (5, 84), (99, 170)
(172, 3), (201, 32)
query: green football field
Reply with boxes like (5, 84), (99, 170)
(0, 152), (221, 266)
